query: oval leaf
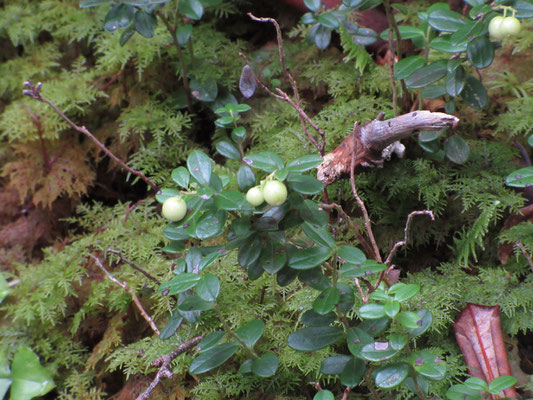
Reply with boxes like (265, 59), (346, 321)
(375, 363), (410, 388)
(340, 356), (366, 387)
(235, 319), (265, 348)
(313, 287), (341, 315)
(405, 60), (447, 89)
(216, 140), (241, 160)
(251, 353), (278, 377)
(244, 152), (284, 172)
(179, 0), (203, 20)
(189, 343), (239, 374)
(467, 36), (494, 69)
(394, 56), (426, 80)
(288, 326), (344, 351)
(134, 10), (157, 38)
(287, 154), (323, 173)
(444, 135), (470, 164)
(104, 4), (134, 32)
(287, 174), (324, 195)
(289, 246), (333, 270)
(506, 166), (533, 188)
(461, 75), (488, 110)
(196, 274), (220, 301)
(187, 150), (212, 185)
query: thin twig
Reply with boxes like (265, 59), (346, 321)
(354, 278), (369, 304)
(89, 254), (160, 335)
(246, 14), (326, 155)
(385, 210), (434, 265)
(23, 81), (159, 192)
(341, 387), (352, 400)
(350, 133), (382, 263)
(106, 248), (161, 285)
(136, 336), (203, 400)
(516, 241), (533, 274)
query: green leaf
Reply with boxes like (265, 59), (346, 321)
(239, 359), (253, 374)
(104, 4), (134, 32)
(314, 24), (332, 50)
(215, 191), (249, 211)
(289, 246), (333, 270)
(405, 60), (447, 89)
(304, 0), (321, 11)
(288, 326), (344, 351)
(337, 282), (355, 313)
(187, 150), (212, 186)
(232, 126), (247, 143)
(179, 0), (203, 20)
(314, 390), (334, 400)
(389, 283), (420, 302)
(462, 75), (488, 109)
(313, 287), (340, 315)
(340, 356), (366, 387)
(445, 135), (470, 164)
(235, 319), (265, 348)
(298, 200), (329, 227)
(488, 376), (517, 394)
(287, 154), (323, 173)
(238, 236), (261, 267)
(251, 353), (278, 377)
(195, 211), (226, 239)
(190, 78), (217, 102)
(380, 26), (425, 40)
(397, 311), (422, 329)
(10, 347), (55, 400)
(302, 222), (336, 248)
(428, 9), (465, 32)
(389, 334), (407, 350)
(189, 343), (239, 374)
(177, 25), (192, 46)
(359, 303), (386, 319)
(421, 85), (446, 99)
(0, 354), (11, 399)
(259, 242), (287, 274)
(0, 273), (10, 304)
(463, 377), (488, 391)
(446, 384), (483, 400)
(514, 0), (533, 18)
(237, 164), (255, 191)
(394, 56), (425, 80)
(337, 245), (366, 264)
(216, 141), (241, 160)
(196, 274), (220, 301)
(445, 66), (466, 97)
(384, 300), (400, 318)
(243, 152), (284, 172)
(450, 20), (484, 45)
(301, 310), (336, 327)
(419, 130), (444, 142)
(134, 10), (157, 38)
(411, 350), (446, 380)
(119, 23), (136, 45)
(467, 36), (494, 69)
(158, 273), (201, 295)
(160, 309), (183, 339)
(287, 174), (323, 194)
(170, 167), (190, 189)
(299, 267), (331, 291)
(360, 341), (400, 361)
(347, 327), (373, 357)
(178, 294), (213, 311)
(80, 0), (110, 8)
(430, 35), (468, 53)
(407, 309), (432, 336)
(197, 331), (225, 353)
(375, 363), (410, 388)
(320, 355), (351, 375)
(359, 317), (390, 337)
(506, 166), (533, 188)
(318, 12), (339, 29)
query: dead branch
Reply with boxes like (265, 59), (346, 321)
(136, 336), (203, 400)
(106, 248), (161, 285)
(89, 254), (160, 335)
(318, 111), (459, 185)
(516, 241), (533, 274)
(385, 210), (435, 265)
(23, 81), (159, 192)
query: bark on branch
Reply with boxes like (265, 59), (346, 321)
(317, 111), (459, 185)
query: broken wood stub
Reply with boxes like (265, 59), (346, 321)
(453, 303), (518, 399)
(316, 111), (459, 185)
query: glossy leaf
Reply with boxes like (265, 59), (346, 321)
(318, 12), (339, 29)
(359, 317), (390, 337)
(9, 347), (55, 400)
(397, 311), (422, 329)
(298, 200), (329, 227)
(171, 166), (190, 188)
(394, 56), (425, 80)
(197, 331), (225, 353)
(360, 341), (400, 361)
(288, 326), (344, 351)
(196, 274), (220, 301)
(384, 300), (400, 318)
(187, 150), (212, 186)
(178, 294), (214, 311)
(380, 26), (425, 40)
(445, 135), (470, 164)
(411, 350), (446, 380)
(237, 164), (255, 191)
(243, 152), (284, 172)
(446, 383), (482, 400)
(238, 236), (262, 267)
(190, 78), (217, 102)
(421, 85), (446, 99)
(177, 24), (192, 46)
(158, 273), (201, 295)
(390, 334), (408, 350)
(104, 4), (134, 32)
(195, 211), (226, 239)
(337, 245), (366, 264)
(419, 130), (444, 142)
(430, 36), (468, 53)
(407, 309), (433, 336)
(337, 282), (355, 313)
(259, 242), (287, 274)
(313, 287), (340, 315)
(428, 10), (465, 32)
(467, 36), (494, 69)
(239, 359), (253, 374)
(289, 246), (333, 270)
(239, 65), (257, 98)
(359, 303), (386, 319)
(405, 60), (447, 89)
(445, 66), (466, 97)
(506, 166), (533, 188)
(389, 283), (420, 302)
(216, 141), (241, 160)
(251, 353), (278, 377)
(235, 319), (264, 348)
(179, 0), (203, 20)
(314, 24), (332, 50)
(189, 343), (239, 374)
(462, 75), (488, 109)
(301, 310), (336, 327)
(314, 390), (334, 400)
(340, 356), (366, 387)
(134, 10), (157, 38)
(375, 363), (410, 388)
(302, 12), (316, 25)
(464, 378), (488, 391)
(451, 20), (484, 45)
(215, 191), (249, 211)
(160, 309), (183, 339)
(347, 327), (373, 357)
(80, 0), (110, 7)
(488, 376), (517, 394)
(287, 154), (323, 173)
(320, 355), (351, 375)
(232, 126), (247, 143)
(298, 267), (331, 291)
(302, 222), (336, 248)
(119, 23), (136, 45)
(304, 0), (321, 11)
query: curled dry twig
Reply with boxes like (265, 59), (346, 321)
(135, 336), (203, 400)
(23, 80), (159, 192)
(88, 254), (160, 335)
